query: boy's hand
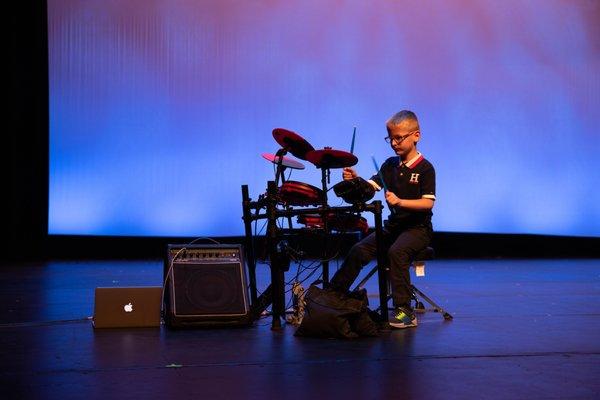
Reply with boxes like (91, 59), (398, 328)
(385, 191), (402, 207)
(342, 167), (358, 180)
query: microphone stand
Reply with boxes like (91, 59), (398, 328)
(272, 148), (293, 229)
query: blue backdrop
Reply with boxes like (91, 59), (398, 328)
(48, 0), (600, 237)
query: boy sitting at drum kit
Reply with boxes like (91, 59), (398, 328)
(330, 110), (436, 329)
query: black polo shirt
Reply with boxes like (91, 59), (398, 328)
(368, 152), (436, 230)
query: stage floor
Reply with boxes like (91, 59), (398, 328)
(1, 258), (599, 399)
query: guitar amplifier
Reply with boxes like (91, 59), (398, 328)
(163, 244), (251, 328)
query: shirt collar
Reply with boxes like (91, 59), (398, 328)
(401, 152), (424, 169)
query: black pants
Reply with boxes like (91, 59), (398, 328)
(330, 225), (432, 308)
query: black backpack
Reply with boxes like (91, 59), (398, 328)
(295, 285), (382, 339)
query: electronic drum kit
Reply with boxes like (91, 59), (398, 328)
(261, 128), (375, 233)
(242, 128), (389, 330)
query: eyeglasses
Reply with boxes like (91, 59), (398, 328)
(384, 131), (417, 145)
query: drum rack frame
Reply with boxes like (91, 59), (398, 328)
(241, 181), (389, 330)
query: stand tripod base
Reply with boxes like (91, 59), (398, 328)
(411, 285), (453, 320)
(363, 274), (453, 321)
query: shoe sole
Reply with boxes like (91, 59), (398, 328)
(389, 320), (418, 329)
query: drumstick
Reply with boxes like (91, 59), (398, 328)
(350, 126), (356, 154)
(371, 155), (388, 192)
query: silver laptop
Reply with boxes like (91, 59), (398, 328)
(93, 286), (162, 328)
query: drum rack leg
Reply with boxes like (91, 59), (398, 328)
(373, 201), (388, 322)
(266, 181), (285, 330)
(319, 166), (330, 285)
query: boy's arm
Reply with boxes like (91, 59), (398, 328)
(385, 193), (434, 211)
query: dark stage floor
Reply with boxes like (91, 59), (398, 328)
(1, 258), (599, 399)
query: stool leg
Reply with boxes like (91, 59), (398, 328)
(355, 260), (454, 322)
(412, 288), (426, 312)
(411, 285), (453, 320)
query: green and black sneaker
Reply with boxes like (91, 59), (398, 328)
(390, 307), (417, 329)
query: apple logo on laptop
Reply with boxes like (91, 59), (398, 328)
(124, 303), (133, 313)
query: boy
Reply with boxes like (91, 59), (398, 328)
(330, 110), (436, 329)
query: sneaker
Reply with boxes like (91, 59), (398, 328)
(390, 307), (418, 329)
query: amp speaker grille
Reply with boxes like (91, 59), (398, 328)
(164, 244), (250, 327)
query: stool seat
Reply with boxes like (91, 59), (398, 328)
(415, 246), (435, 261)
